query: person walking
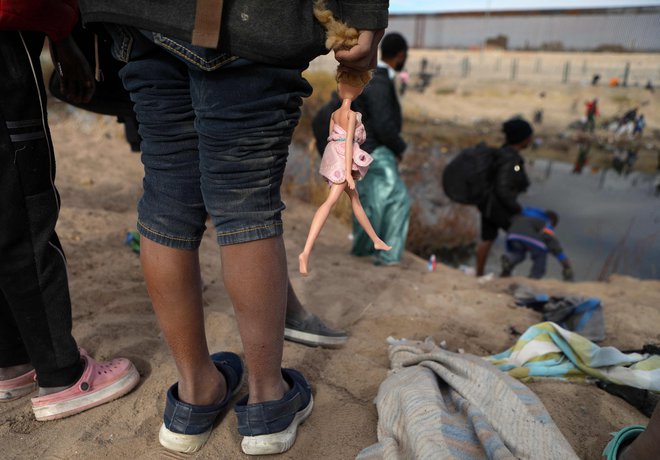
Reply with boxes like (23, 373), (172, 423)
(475, 118), (532, 277)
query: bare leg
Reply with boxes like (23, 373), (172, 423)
(346, 188), (391, 251)
(221, 236), (289, 404)
(299, 183), (345, 275)
(620, 405), (660, 460)
(285, 280), (306, 320)
(475, 240), (493, 277)
(140, 238), (225, 406)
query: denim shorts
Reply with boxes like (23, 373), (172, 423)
(115, 28), (312, 248)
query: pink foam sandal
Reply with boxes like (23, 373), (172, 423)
(31, 350), (140, 421)
(0, 369), (37, 402)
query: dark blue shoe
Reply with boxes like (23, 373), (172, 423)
(159, 352), (243, 453)
(235, 368), (314, 455)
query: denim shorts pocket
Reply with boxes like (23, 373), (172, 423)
(103, 25), (134, 63)
(152, 33), (237, 71)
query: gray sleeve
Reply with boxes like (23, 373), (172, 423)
(339, 1), (389, 29)
(542, 233), (563, 257)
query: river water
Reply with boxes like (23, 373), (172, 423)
(484, 159), (660, 281)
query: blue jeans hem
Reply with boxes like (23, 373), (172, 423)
(137, 220), (202, 250)
(216, 223), (283, 246)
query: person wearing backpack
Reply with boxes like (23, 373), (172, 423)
(500, 208), (574, 281)
(475, 118), (532, 277)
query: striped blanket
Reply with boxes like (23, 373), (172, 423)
(357, 337), (577, 460)
(486, 322), (660, 391)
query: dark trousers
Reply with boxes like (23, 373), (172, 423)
(0, 31), (81, 387)
(504, 239), (548, 279)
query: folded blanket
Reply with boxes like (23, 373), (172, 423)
(357, 337), (577, 460)
(487, 322), (660, 391)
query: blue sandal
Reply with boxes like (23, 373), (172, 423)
(602, 425), (646, 460)
(159, 352), (244, 453)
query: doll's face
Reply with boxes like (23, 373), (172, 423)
(337, 81), (363, 101)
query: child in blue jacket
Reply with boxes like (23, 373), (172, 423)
(501, 207), (574, 281)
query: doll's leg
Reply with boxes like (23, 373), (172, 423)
(299, 183), (345, 275)
(346, 188), (392, 251)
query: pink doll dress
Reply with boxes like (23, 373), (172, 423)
(319, 113), (373, 185)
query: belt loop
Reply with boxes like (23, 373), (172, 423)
(192, 0), (224, 48)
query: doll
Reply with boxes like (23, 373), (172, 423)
(298, 1), (392, 275)
(298, 70), (391, 275)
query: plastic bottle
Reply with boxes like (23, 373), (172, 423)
(428, 254), (437, 272)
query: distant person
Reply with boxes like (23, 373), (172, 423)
(623, 147), (639, 176)
(591, 73), (601, 86)
(420, 57), (428, 74)
(475, 118), (532, 277)
(533, 110), (544, 124)
(534, 92), (545, 125)
(572, 137), (591, 174)
(500, 208), (574, 281)
(645, 80), (654, 93)
(351, 32), (411, 267)
(615, 107), (637, 138)
(1, 2), (139, 418)
(634, 114), (646, 137)
(584, 98), (599, 132)
(399, 69), (409, 96)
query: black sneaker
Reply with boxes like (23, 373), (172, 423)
(284, 313), (347, 348)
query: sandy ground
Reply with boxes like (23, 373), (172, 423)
(1, 102), (659, 460)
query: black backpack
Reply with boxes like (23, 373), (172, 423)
(442, 142), (498, 205)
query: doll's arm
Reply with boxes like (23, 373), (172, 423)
(328, 116), (335, 137)
(345, 111), (357, 190)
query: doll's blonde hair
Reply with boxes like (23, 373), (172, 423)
(336, 67), (372, 88)
(313, 0), (372, 88)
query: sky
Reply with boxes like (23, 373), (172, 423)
(389, 0), (660, 13)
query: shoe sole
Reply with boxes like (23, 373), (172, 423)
(284, 327), (347, 347)
(0, 381), (37, 402)
(240, 394), (314, 455)
(32, 363), (140, 421)
(159, 423), (212, 454)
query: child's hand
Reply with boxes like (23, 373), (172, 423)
(335, 29), (384, 73)
(50, 36), (95, 104)
(346, 176), (356, 190)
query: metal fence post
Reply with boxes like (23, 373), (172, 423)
(622, 62), (630, 87)
(562, 61), (571, 83)
(462, 57), (470, 78)
(511, 58), (518, 81)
